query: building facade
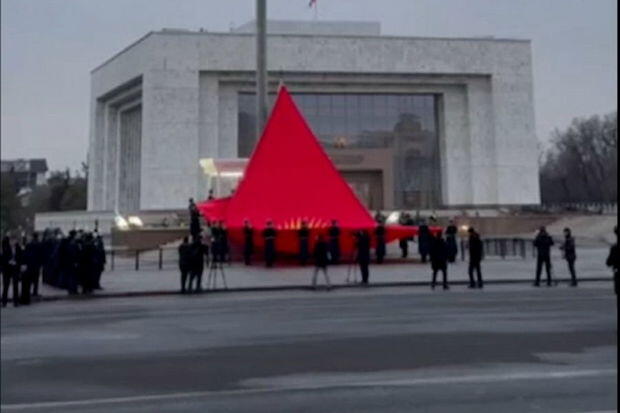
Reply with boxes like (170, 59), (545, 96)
(87, 21), (540, 213)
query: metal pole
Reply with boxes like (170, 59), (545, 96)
(158, 248), (163, 270)
(255, 0), (268, 142)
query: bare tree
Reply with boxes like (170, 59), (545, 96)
(540, 112), (617, 203)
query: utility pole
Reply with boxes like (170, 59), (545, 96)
(255, 0), (268, 142)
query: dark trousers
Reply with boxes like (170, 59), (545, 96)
(299, 240), (309, 266)
(180, 268), (189, 292)
(244, 246), (253, 265)
(359, 261), (369, 284)
(189, 269), (203, 292)
(265, 243), (275, 267)
(566, 259), (577, 285)
(2, 270), (19, 307)
(468, 260), (483, 287)
(535, 257), (552, 285)
(376, 243), (385, 264)
(21, 269), (33, 305)
(329, 239), (340, 264)
(30, 266), (41, 296)
(432, 265), (448, 289)
(400, 240), (408, 258)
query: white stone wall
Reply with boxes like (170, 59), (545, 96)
(88, 31), (540, 211)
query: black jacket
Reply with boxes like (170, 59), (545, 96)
(468, 234), (484, 263)
(313, 241), (329, 268)
(534, 233), (554, 258)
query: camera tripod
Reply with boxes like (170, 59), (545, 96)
(207, 256), (228, 290)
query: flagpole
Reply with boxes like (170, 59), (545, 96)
(256, 0), (268, 143)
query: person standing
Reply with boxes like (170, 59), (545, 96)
(243, 220), (254, 266)
(219, 221), (230, 264)
(93, 234), (106, 290)
(328, 220), (341, 265)
(298, 221), (310, 266)
(533, 226), (555, 287)
(178, 237), (191, 293)
(375, 222), (386, 264)
(189, 237), (207, 292)
(467, 227), (484, 288)
(2, 235), (22, 307)
(263, 220), (277, 268)
(560, 228), (578, 287)
(398, 212), (409, 258)
(418, 220), (431, 263)
(188, 198), (202, 241)
(27, 232), (43, 298)
(356, 230), (371, 285)
(430, 232), (449, 290)
(606, 226), (618, 296)
(445, 220), (458, 263)
(78, 233), (96, 294)
(311, 235), (331, 290)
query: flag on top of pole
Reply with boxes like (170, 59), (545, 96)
(308, 0), (317, 7)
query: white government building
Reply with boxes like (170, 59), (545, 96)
(86, 20), (540, 219)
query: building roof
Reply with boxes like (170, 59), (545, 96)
(232, 20), (382, 36)
(0, 158), (48, 174)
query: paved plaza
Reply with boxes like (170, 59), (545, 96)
(1, 284), (616, 412)
(17, 246), (614, 300)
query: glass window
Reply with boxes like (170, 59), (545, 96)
(237, 92), (441, 209)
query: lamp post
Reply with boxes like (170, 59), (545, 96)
(256, 0), (268, 142)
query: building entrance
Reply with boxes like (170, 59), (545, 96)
(341, 170), (383, 211)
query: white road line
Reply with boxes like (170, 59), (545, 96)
(1, 368), (615, 410)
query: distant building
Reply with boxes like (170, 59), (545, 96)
(87, 20), (540, 214)
(1, 158), (48, 191)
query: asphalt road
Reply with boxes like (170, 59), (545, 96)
(1, 284), (617, 412)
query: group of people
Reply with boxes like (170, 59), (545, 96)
(184, 196), (620, 294)
(1, 228), (106, 307)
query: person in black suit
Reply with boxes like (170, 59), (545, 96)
(2, 235), (22, 307)
(243, 220), (254, 265)
(445, 220), (459, 263)
(93, 234), (106, 290)
(298, 221), (310, 266)
(375, 222), (386, 264)
(533, 226), (555, 287)
(418, 220), (431, 263)
(328, 220), (341, 264)
(189, 237), (208, 292)
(178, 237), (191, 293)
(430, 232), (449, 290)
(560, 227), (578, 286)
(25, 232), (43, 299)
(311, 235), (331, 290)
(263, 220), (277, 268)
(356, 230), (371, 285)
(467, 227), (484, 288)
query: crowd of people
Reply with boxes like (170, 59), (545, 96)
(1, 228), (106, 307)
(179, 200), (618, 291)
(183, 200), (619, 294)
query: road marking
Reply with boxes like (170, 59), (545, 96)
(1, 368), (615, 410)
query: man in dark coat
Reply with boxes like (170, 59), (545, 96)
(178, 236), (191, 293)
(533, 226), (555, 287)
(263, 220), (277, 267)
(560, 227), (578, 287)
(356, 230), (371, 285)
(328, 220), (341, 265)
(311, 235), (331, 290)
(188, 198), (202, 241)
(606, 226), (618, 295)
(298, 221), (310, 266)
(189, 237), (208, 292)
(375, 222), (386, 264)
(2, 235), (22, 307)
(93, 234), (106, 290)
(430, 232), (449, 290)
(78, 233), (97, 294)
(445, 220), (458, 263)
(26, 232), (43, 298)
(467, 227), (484, 288)
(243, 220), (254, 266)
(218, 221), (230, 264)
(418, 221), (431, 263)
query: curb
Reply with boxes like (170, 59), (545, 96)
(11, 277), (614, 304)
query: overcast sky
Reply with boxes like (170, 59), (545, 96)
(1, 0), (617, 171)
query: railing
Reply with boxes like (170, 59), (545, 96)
(106, 237), (537, 272)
